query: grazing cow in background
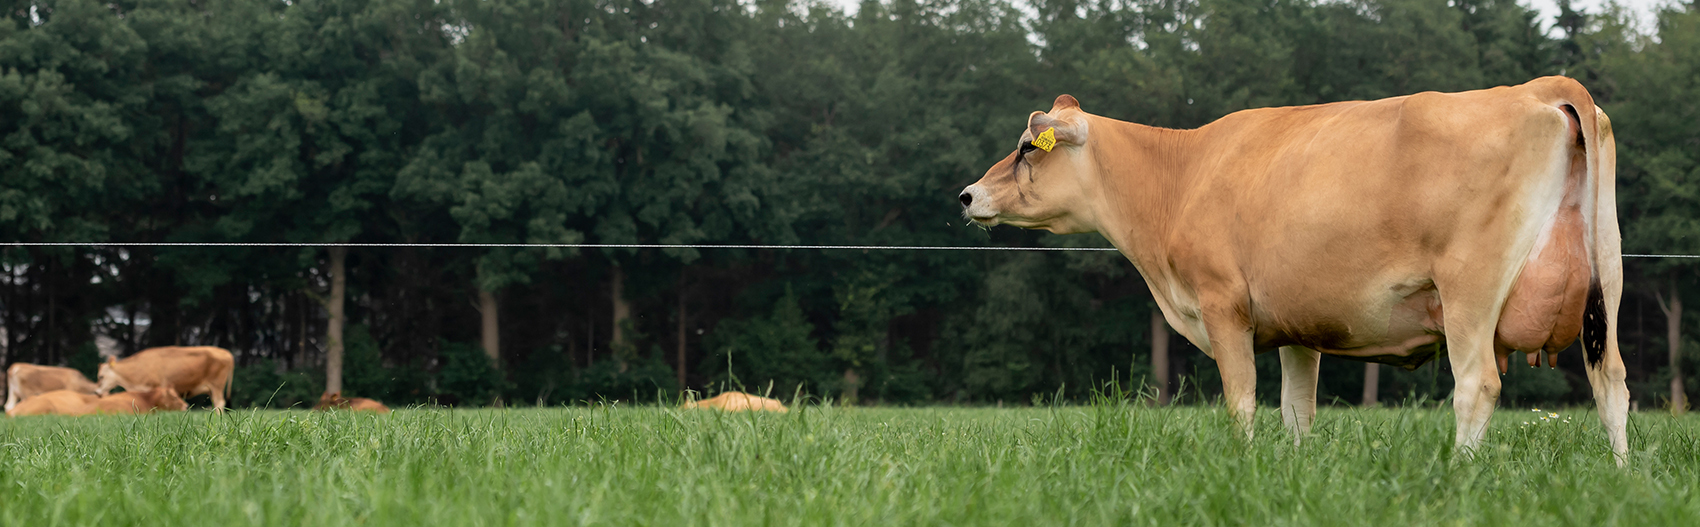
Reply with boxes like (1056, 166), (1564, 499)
(6, 390), (99, 417)
(314, 392), (391, 413)
(958, 76), (1629, 463)
(5, 363), (100, 412)
(681, 391), (788, 413)
(97, 346), (235, 411)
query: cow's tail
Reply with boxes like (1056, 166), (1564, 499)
(1555, 78), (1617, 368)
(1557, 75), (1630, 462)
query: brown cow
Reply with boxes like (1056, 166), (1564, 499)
(313, 392), (391, 413)
(5, 387), (185, 417)
(97, 346), (235, 411)
(5, 363), (100, 412)
(958, 77), (1629, 464)
(6, 390), (99, 417)
(680, 391), (788, 413)
(86, 387), (188, 415)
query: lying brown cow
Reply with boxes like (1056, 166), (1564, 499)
(5, 390), (97, 417)
(680, 391), (788, 413)
(5, 363), (100, 412)
(6, 387), (185, 417)
(959, 76), (1628, 463)
(90, 387), (189, 414)
(313, 392), (391, 413)
(97, 346), (235, 411)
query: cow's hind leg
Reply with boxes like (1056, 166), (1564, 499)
(1584, 107), (1630, 465)
(1583, 277), (1630, 465)
(1279, 346), (1321, 445)
(1434, 280), (1502, 455)
(1438, 290), (1506, 457)
(4, 371), (19, 413)
(210, 382), (227, 412)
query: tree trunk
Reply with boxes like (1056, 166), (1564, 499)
(611, 265), (630, 348)
(1151, 310), (1170, 405)
(843, 368), (860, 405)
(1668, 279), (1686, 414)
(676, 271), (687, 392)
(46, 257), (56, 365)
(1361, 363), (1380, 407)
(324, 246), (347, 395)
(480, 287), (500, 365)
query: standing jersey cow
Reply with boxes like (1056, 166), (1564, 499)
(5, 363), (101, 412)
(97, 346), (235, 411)
(958, 76), (1629, 464)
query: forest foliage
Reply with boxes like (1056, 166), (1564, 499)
(2, 0), (1698, 408)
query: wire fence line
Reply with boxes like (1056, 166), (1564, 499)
(2, 241), (1698, 258)
(1, 242), (1113, 251)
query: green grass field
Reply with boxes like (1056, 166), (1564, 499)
(3, 402), (1698, 526)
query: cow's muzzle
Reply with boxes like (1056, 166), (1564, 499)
(959, 185), (996, 223)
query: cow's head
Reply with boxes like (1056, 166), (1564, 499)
(960, 95), (1099, 234)
(95, 357), (123, 396)
(145, 386), (188, 412)
(316, 391), (344, 410)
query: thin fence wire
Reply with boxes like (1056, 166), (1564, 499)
(1, 242), (1112, 251)
(0, 241), (1696, 257)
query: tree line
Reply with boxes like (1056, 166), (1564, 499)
(2, 0), (1697, 410)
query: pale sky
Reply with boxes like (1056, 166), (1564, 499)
(820, 0), (1676, 32)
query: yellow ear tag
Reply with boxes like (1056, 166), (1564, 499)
(1030, 127), (1057, 152)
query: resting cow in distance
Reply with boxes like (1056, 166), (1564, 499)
(314, 392), (391, 413)
(97, 346), (235, 411)
(88, 387), (189, 415)
(5, 363), (100, 412)
(6, 390), (99, 417)
(958, 76), (1629, 464)
(680, 391), (789, 413)
(6, 387), (185, 417)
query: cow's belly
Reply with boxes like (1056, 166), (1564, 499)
(1253, 202), (1588, 371)
(1257, 278), (1447, 369)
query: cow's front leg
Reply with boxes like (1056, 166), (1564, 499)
(1278, 346), (1321, 445)
(1202, 312), (1258, 440)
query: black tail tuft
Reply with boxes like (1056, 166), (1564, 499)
(1583, 277), (1608, 367)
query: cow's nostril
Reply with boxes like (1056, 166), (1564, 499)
(959, 191), (973, 208)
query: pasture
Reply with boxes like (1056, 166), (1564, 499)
(3, 402), (1698, 525)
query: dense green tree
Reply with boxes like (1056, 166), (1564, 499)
(1586, 3), (1700, 412)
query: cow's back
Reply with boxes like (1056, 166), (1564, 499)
(9, 364), (98, 396)
(683, 392), (788, 413)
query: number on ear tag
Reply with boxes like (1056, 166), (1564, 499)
(1030, 127), (1057, 152)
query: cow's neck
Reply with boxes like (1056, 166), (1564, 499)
(1087, 117), (1202, 320)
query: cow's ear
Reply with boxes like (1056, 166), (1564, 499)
(1028, 110), (1087, 147)
(1051, 94), (1080, 112)
(106, 356), (116, 364)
